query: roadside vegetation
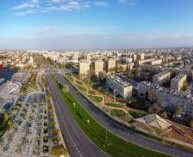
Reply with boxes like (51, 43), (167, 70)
(52, 76), (169, 157)
(105, 103), (123, 108)
(111, 109), (126, 119)
(128, 110), (146, 119)
(88, 95), (103, 103)
(0, 111), (12, 139)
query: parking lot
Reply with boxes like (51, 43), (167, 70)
(0, 92), (49, 157)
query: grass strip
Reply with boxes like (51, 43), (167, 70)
(52, 76), (169, 157)
(105, 103), (123, 108)
(88, 95), (103, 102)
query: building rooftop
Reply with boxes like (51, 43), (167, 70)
(135, 114), (172, 130)
(108, 76), (131, 88)
(171, 73), (186, 82)
(154, 71), (170, 77)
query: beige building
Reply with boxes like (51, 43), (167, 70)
(137, 58), (155, 66)
(84, 54), (91, 61)
(128, 63), (134, 71)
(118, 63), (134, 72)
(94, 60), (104, 76)
(138, 53), (145, 60)
(153, 71), (171, 86)
(79, 60), (90, 79)
(171, 73), (187, 91)
(72, 53), (79, 60)
(150, 59), (162, 65)
(106, 76), (133, 99)
(106, 58), (116, 73)
(132, 54), (137, 62)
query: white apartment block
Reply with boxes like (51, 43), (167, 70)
(79, 60), (90, 79)
(153, 71), (171, 85)
(72, 53), (79, 60)
(138, 53), (145, 60)
(171, 73), (187, 91)
(107, 58), (116, 72)
(84, 54), (91, 61)
(94, 60), (104, 76)
(132, 54), (137, 62)
(137, 58), (155, 66)
(138, 81), (193, 118)
(150, 59), (162, 65)
(106, 76), (133, 99)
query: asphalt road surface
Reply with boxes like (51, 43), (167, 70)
(55, 73), (193, 157)
(46, 74), (109, 157)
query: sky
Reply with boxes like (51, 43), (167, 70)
(0, 0), (193, 50)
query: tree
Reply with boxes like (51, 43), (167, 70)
(51, 144), (68, 155)
(189, 120), (193, 128)
(53, 135), (60, 145)
(182, 80), (188, 91)
(52, 129), (59, 136)
(132, 67), (140, 76)
(116, 65), (124, 73)
(174, 106), (182, 115)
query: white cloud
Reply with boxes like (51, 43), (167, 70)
(118, 0), (135, 6)
(94, 1), (109, 7)
(11, 0), (91, 15)
(10, 0), (135, 16)
(66, 1), (80, 9)
(12, 10), (35, 16)
(35, 26), (60, 34)
(11, 3), (37, 10)
(50, 0), (64, 3)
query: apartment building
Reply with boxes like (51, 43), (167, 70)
(171, 73), (187, 91)
(94, 60), (104, 76)
(106, 76), (133, 99)
(79, 60), (90, 79)
(153, 71), (171, 85)
(132, 54), (137, 62)
(138, 53), (145, 60)
(150, 59), (162, 65)
(106, 58), (116, 73)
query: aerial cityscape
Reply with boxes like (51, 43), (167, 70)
(1, 0), (193, 157)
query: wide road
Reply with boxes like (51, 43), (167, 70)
(55, 73), (193, 157)
(46, 74), (109, 157)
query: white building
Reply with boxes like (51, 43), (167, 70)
(171, 73), (187, 91)
(79, 60), (90, 79)
(153, 71), (171, 86)
(94, 60), (104, 76)
(106, 76), (133, 99)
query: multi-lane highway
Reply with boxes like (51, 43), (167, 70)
(54, 73), (193, 157)
(46, 74), (108, 157)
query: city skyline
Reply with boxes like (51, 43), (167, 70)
(1, 0), (193, 50)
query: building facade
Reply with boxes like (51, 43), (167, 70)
(153, 71), (171, 86)
(94, 60), (104, 76)
(79, 60), (90, 79)
(171, 73), (187, 91)
(106, 58), (116, 73)
(106, 76), (133, 99)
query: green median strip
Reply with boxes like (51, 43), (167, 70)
(52, 76), (169, 157)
